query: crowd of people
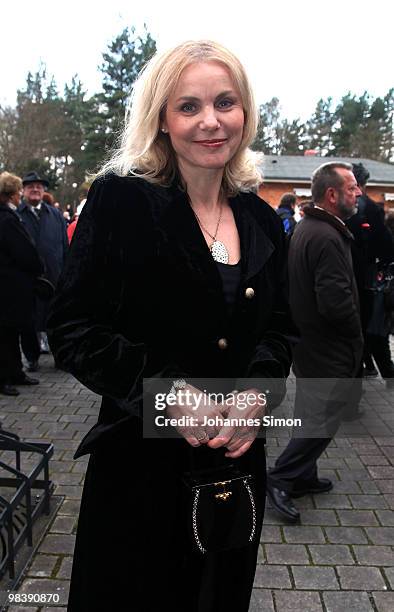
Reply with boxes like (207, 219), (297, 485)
(1, 38), (394, 612)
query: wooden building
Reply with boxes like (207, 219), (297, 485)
(258, 154), (394, 210)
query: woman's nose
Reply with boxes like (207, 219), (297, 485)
(199, 106), (220, 130)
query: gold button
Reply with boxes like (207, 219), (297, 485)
(218, 338), (228, 350)
(245, 287), (255, 299)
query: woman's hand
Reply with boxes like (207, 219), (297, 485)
(166, 384), (227, 447)
(207, 388), (266, 458)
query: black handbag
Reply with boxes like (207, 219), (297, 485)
(182, 464), (259, 554)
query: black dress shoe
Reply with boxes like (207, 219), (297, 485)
(292, 478), (333, 498)
(266, 485), (300, 523)
(0, 384), (20, 396)
(12, 374), (39, 386)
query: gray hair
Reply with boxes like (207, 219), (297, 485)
(311, 162), (353, 203)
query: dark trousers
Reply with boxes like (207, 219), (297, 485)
(0, 327), (24, 384)
(267, 438), (331, 494)
(366, 333), (394, 379)
(267, 375), (361, 494)
(20, 326), (40, 363)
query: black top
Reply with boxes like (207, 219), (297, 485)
(216, 260), (241, 316)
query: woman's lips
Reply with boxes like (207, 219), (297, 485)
(194, 139), (227, 147)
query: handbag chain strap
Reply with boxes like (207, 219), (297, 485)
(191, 476), (257, 554)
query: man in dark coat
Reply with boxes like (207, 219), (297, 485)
(346, 163), (394, 387)
(17, 171), (68, 371)
(267, 161), (364, 522)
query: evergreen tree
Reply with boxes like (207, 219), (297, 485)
(331, 92), (370, 156)
(278, 118), (305, 155)
(91, 25), (157, 161)
(253, 97), (281, 153)
(305, 97), (335, 155)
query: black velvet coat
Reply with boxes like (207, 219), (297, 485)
(47, 174), (293, 612)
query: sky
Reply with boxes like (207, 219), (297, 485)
(2, 0), (393, 121)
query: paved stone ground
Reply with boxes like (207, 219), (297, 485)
(0, 349), (393, 611)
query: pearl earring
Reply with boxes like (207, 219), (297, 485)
(161, 128), (167, 133)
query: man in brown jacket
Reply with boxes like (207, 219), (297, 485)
(267, 162), (364, 522)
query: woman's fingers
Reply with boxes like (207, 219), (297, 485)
(225, 439), (254, 458)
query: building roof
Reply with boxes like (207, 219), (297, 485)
(260, 155), (394, 186)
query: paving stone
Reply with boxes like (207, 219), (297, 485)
(349, 494), (388, 509)
(265, 544), (309, 565)
(253, 565), (291, 589)
(260, 525), (282, 543)
(337, 566), (387, 590)
(56, 557), (73, 580)
(27, 554), (58, 578)
(309, 544), (354, 565)
(50, 471), (82, 485)
(323, 591), (373, 612)
(291, 566), (339, 590)
(325, 526), (368, 544)
(336, 469), (370, 481)
(257, 544), (265, 563)
(352, 545), (394, 565)
(377, 480), (394, 494)
(273, 590), (323, 612)
(71, 461), (89, 474)
(329, 481), (361, 494)
(58, 499), (81, 516)
(368, 466), (394, 479)
(384, 495), (394, 509)
(376, 510), (394, 526)
(249, 589), (274, 611)
(372, 592), (394, 612)
(337, 510), (379, 526)
(48, 460), (73, 473)
(383, 567), (394, 589)
(365, 527), (394, 545)
(300, 509), (339, 526)
(38, 534), (76, 556)
(360, 455), (389, 466)
(54, 485), (83, 498)
(359, 481), (381, 494)
(283, 526), (325, 544)
(314, 494), (352, 509)
(50, 516), (77, 534)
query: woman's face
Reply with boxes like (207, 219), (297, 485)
(10, 190), (22, 206)
(162, 61), (245, 178)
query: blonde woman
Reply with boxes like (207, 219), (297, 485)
(48, 41), (292, 611)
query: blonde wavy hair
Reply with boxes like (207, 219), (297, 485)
(98, 40), (263, 195)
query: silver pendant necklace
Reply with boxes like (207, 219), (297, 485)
(191, 201), (229, 264)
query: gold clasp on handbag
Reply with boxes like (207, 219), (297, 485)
(214, 480), (232, 501)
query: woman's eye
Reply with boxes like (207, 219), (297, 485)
(180, 103), (196, 112)
(217, 99), (233, 109)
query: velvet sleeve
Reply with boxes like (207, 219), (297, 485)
(47, 176), (183, 417)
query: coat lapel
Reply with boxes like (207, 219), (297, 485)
(230, 194), (275, 282)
